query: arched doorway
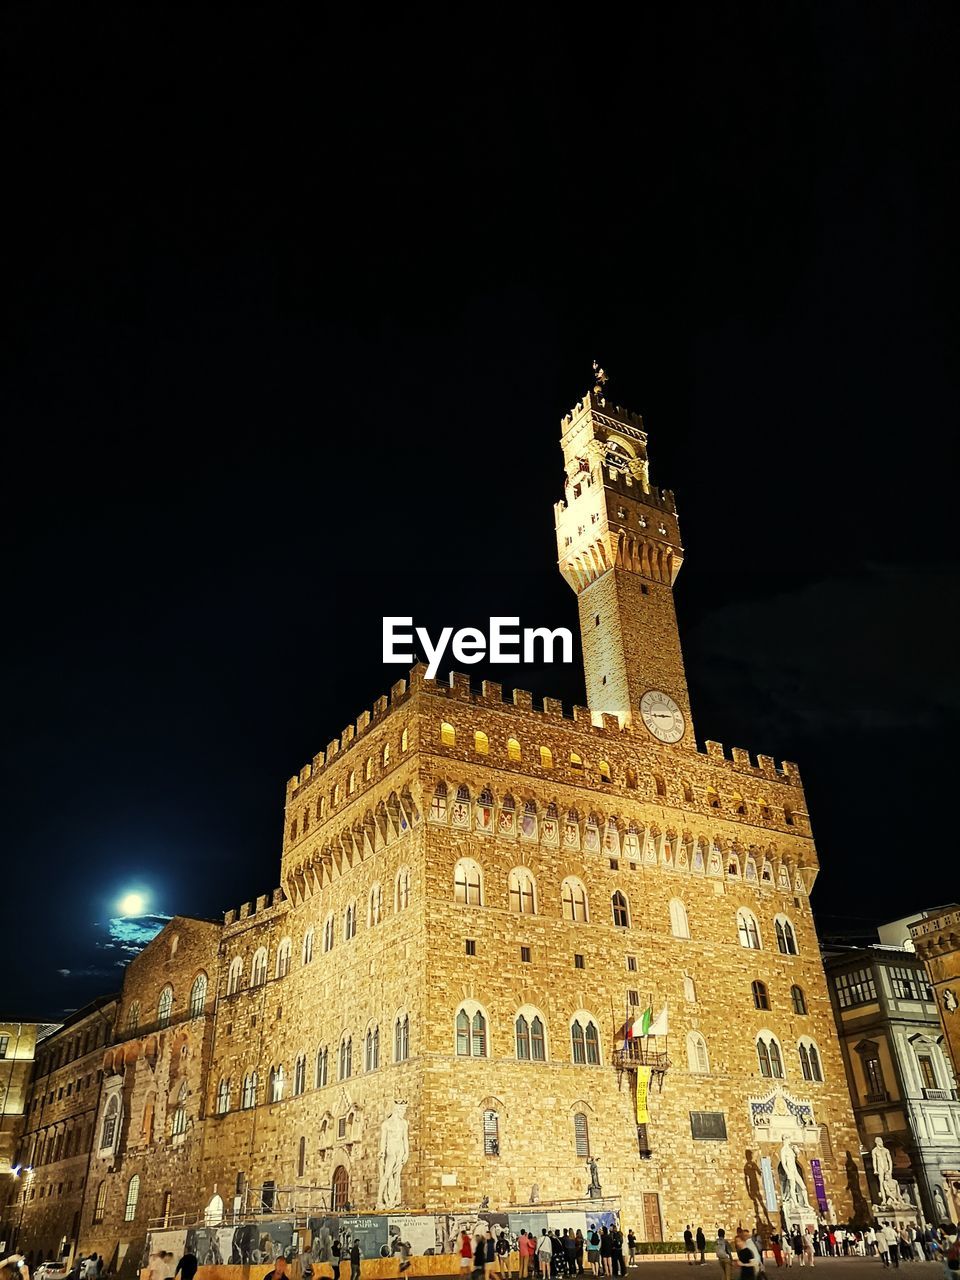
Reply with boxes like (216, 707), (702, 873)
(331, 1164), (349, 1210)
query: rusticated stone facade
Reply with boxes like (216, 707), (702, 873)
(12, 385), (868, 1272)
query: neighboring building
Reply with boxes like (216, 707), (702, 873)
(5, 998), (117, 1264)
(17, 382), (871, 1270)
(0, 1022), (59, 1252)
(910, 906), (960, 1083)
(824, 917), (960, 1225)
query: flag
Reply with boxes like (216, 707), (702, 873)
(635, 1066), (652, 1124)
(637, 1006), (653, 1036)
(646, 1003), (669, 1037)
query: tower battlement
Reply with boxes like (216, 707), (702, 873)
(562, 389), (646, 435)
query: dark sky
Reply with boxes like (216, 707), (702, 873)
(3, 8), (957, 1019)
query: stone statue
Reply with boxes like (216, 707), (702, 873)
(871, 1137), (907, 1206)
(376, 1099), (410, 1209)
(592, 361), (609, 395)
(203, 1192), (224, 1226)
(944, 989), (958, 1012)
(587, 1157), (602, 1198)
(778, 1138), (810, 1208)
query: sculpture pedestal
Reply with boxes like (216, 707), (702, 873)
(779, 1200), (819, 1233)
(871, 1203), (917, 1230)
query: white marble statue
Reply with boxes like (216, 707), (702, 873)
(376, 1099), (410, 1209)
(779, 1138), (810, 1208)
(871, 1137), (908, 1206)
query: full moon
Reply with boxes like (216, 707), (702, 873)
(118, 891), (146, 916)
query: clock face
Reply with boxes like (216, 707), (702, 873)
(639, 690), (685, 743)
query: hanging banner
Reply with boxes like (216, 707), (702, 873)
(760, 1156), (779, 1213)
(810, 1158), (828, 1213)
(636, 1065), (652, 1124)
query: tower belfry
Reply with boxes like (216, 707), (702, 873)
(555, 381), (693, 742)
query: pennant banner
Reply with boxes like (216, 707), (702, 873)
(635, 1065), (652, 1124)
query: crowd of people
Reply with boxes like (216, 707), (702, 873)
(709, 1222), (960, 1278)
(461, 1224), (627, 1280)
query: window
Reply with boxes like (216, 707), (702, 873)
(507, 737), (521, 762)
(521, 946), (531, 963)
(368, 883), (383, 927)
(483, 1109), (500, 1156)
(798, 1039), (823, 1082)
(456, 1006), (487, 1058)
(574, 953), (585, 970)
(189, 973), (207, 1017)
(890, 966), (923, 1000)
(293, 1055), (306, 1096)
(316, 1046), (328, 1088)
(917, 1053), (937, 1090)
(834, 968), (877, 1009)
(93, 1181), (106, 1224)
(791, 984), (807, 1015)
(338, 1036), (352, 1080)
(454, 858), (483, 906)
(298, 1136), (307, 1178)
(562, 877), (589, 922)
(627, 954), (638, 972)
(516, 1013), (546, 1061)
(365, 1025), (380, 1072)
(599, 760), (612, 783)
(571, 1017), (601, 1065)
(227, 958), (243, 995)
(126, 1001), (140, 1032)
(669, 898), (690, 939)
(509, 868), (536, 914)
(276, 939), (292, 978)
(241, 1072), (258, 1109)
(157, 985), (173, 1028)
(775, 916), (798, 955)
(100, 1095), (120, 1149)
(124, 1174), (140, 1222)
(303, 929), (315, 965)
(441, 721), (456, 746)
(569, 751), (583, 770)
(252, 948), (268, 986)
(382, 743), (390, 767)
(652, 773), (666, 798)
(266, 1065), (284, 1102)
(737, 909), (761, 950)
(574, 1112), (590, 1157)
(343, 902), (357, 941)
(475, 731), (489, 754)
(466, 939), (476, 956)
(394, 1014), (409, 1063)
(757, 1033), (785, 1079)
(395, 865), (411, 911)
(607, 890), (629, 928)
(172, 1083), (187, 1137)
(858, 1043), (885, 1097)
(690, 1112), (727, 1141)
(707, 787), (720, 809)
(540, 746), (553, 768)
(686, 1032), (710, 1074)
(217, 1078), (230, 1115)
(401, 727), (409, 752)
(365, 757), (374, 782)
(752, 980), (770, 1011)
(323, 914), (335, 953)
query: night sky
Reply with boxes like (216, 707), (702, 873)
(4, 9), (958, 1019)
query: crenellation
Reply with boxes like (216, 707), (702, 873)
(357, 710), (371, 733)
(731, 746), (752, 768)
(706, 739), (725, 760)
(572, 704), (592, 722)
(542, 695), (564, 718)
(512, 687), (533, 709)
(373, 693), (389, 716)
(480, 678), (502, 702)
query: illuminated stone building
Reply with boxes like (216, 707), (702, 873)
(1, 1021), (55, 1247)
(16, 384), (871, 1270)
(911, 907), (960, 1084)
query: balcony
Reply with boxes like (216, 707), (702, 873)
(922, 1087), (957, 1101)
(864, 1090), (890, 1104)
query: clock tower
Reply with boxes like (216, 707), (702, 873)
(555, 379), (693, 742)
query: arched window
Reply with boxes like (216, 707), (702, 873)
(775, 915), (798, 955)
(189, 973), (207, 1017)
(315, 1046), (328, 1088)
(101, 1095), (120, 1149)
(686, 1031), (710, 1074)
(395, 865), (411, 911)
(126, 1001), (140, 1032)
(598, 760), (612, 783)
(440, 721), (456, 747)
(269, 1065), (285, 1103)
(227, 957), (243, 995)
(343, 901), (357, 941)
(652, 773), (666, 797)
(323, 914), (335, 952)
(368, 883), (383, 927)
(791, 985), (808, 1015)
(216, 1078), (230, 1115)
(569, 751), (583, 770)
(540, 746), (553, 769)
(682, 780), (694, 802)
(752, 980), (770, 1011)
(757, 1033), (785, 1079)
(669, 898), (690, 939)
(124, 1174), (140, 1222)
(171, 1082), (187, 1137)
(612, 891), (630, 928)
(252, 948), (268, 986)
(401, 727), (409, 752)
(571, 1017), (602, 1066)
(382, 743), (390, 767)
(157, 986), (173, 1028)
(276, 938), (292, 978)
(302, 928), (315, 965)
(507, 737), (521, 762)
(683, 975), (697, 1003)
(294, 1054), (306, 1096)
(475, 731), (489, 754)
(365, 1025), (380, 1072)
(454, 858), (483, 906)
(241, 1072), (258, 1109)
(348, 770), (356, 794)
(707, 786), (720, 809)
(365, 757), (374, 782)
(515, 1011), (546, 1062)
(737, 909), (762, 950)
(455, 1004), (487, 1058)
(561, 877), (589, 923)
(508, 868), (536, 914)
(93, 1180), (107, 1223)
(799, 1038), (823, 1082)
(338, 1036), (352, 1080)
(574, 1112), (590, 1157)
(394, 1013), (410, 1062)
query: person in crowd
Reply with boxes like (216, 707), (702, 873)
(536, 1232), (553, 1280)
(263, 1257), (288, 1280)
(585, 1228), (600, 1279)
(715, 1230), (732, 1280)
(732, 1232), (761, 1280)
(770, 1233), (783, 1269)
(462, 1232), (475, 1277)
(495, 1231), (511, 1280)
(518, 1231), (533, 1280)
(348, 1240), (360, 1280)
(685, 1229), (696, 1267)
(174, 1253), (198, 1280)
(626, 1233), (637, 1268)
(696, 1229), (706, 1267)
(574, 1230), (585, 1276)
